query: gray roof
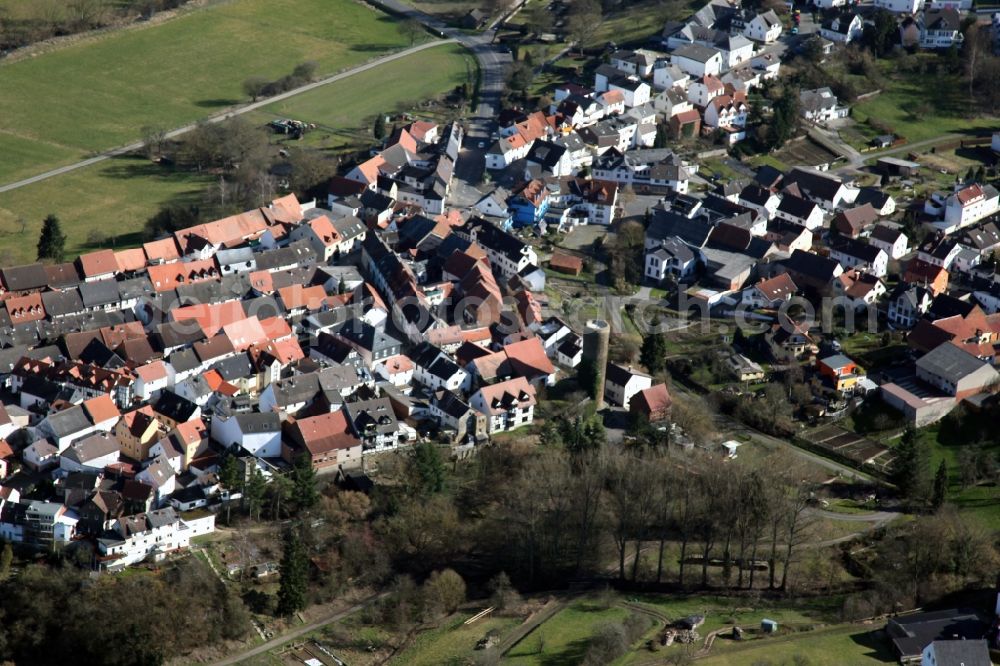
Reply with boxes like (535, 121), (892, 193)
(44, 405), (93, 438)
(41, 289), (84, 317)
(927, 639), (990, 666)
(344, 397), (398, 436)
(672, 43), (722, 63)
(235, 411), (281, 433)
(63, 433), (119, 465)
(916, 342), (993, 384)
(215, 247), (256, 267)
(79, 279), (121, 308)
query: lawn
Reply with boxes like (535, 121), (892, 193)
(584, 0), (697, 48)
(0, 43), (473, 265)
(245, 43), (476, 152)
(851, 66), (998, 146)
(0, 156), (211, 264)
(0, 0), (429, 183)
(505, 599), (629, 666)
(697, 623), (896, 665)
(389, 613), (520, 665)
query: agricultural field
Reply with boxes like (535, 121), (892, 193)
(245, 43), (476, 153)
(0, 43), (473, 265)
(0, 0), (429, 184)
(0, 156), (212, 264)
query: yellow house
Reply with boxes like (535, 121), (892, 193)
(115, 405), (167, 461)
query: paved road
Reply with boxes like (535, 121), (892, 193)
(212, 592), (389, 666)
(0, 39), (464, 194)
(376, 0), (514, 188)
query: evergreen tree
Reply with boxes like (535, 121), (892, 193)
(290, 454), (319, 513)
(932, 460), (948, 510)
(373, 114), (387, 141)
(410, 441), (445, 495)
(653, 123), (669, 149)
(639, 319), (668, 374)
(245, 468), (267, 521)
(0, 542), (12, 580)
(891, 427), (927, 503)
(276, 529), (308, 616)
(218, 453), (242, 524)
(36, 214), (66, 262)
(577, 357), (600, 400)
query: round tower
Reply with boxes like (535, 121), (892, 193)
(582, 319), (610, 409)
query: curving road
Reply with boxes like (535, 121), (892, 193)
(0, 1), (513, 194)
(0, 38), (461, 194)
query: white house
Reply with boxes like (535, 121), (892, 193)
(133, 360), (174, 402)
(920, 640), (991, 666)
(469, 377), (537, 434)
(875, 0), (923, 12)
(646, 238), (698, 282)
(98, 507), (195, 569)
(744, 10), (783, 43)
(814, 0), (846, 7)
(671, 44), (724, 78)
(59, 433), (120, 474)
(800, 88), (850, 124)
(609, 76), (652, 108)
(411, 342), (469, 392)
(830, 239), (889, 278)
(888, 285), (933, 328)
(774, 195), (825, 230)
(604, 363), (653, 410)
(742, 273), (798, 309)
(937, 184), (1000, 233)
(687, 75), (725, 108)
(211, 412), (282, 458)
(919, 8), (964, 49)
(703, 94), (748, 131)
(652, 63), (690, 90)
(869, 224), (910, 260)
(820, 14), (864, 43)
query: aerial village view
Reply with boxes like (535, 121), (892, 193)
(2, 0), (1000, 663)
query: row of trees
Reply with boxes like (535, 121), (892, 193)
(0, 0), (192, 51)
(0, 556), (248, 665)
(241, 61), (319, 102)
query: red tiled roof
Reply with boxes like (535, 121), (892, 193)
(5, 292), (45, 323)
(956, 184), (984, 205)
(77, 249), (118, 277)
(549, 252), (583, 274)
(143, 238), (181, 264)
(277, 284), (327, 311)
(291, 411), (359, 455)
(134, 360), (170, 383)
(223, 317), (268, 352)
(147, 258), (219, 292)
(83, 394), (120, 425)
(170, 300), (246, 337)
(114, 248), (148, 273)
(475, 376), (536, 415)
(504, 336), (555, 378)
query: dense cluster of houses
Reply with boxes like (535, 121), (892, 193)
(0, 114), (652, 568)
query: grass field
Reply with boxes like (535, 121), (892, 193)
(0, 0), (429, 184)
(850, 58), (998, 146)
(245, 43), (476, 152)
(0, 42), (472, 265)
(0, 156), (211, 264)
(506, 600), (630, 666)
(388, 614), (520, 665)
(697, 624), (895, 665)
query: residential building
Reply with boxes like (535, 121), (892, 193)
(604, 363), (653, 409)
